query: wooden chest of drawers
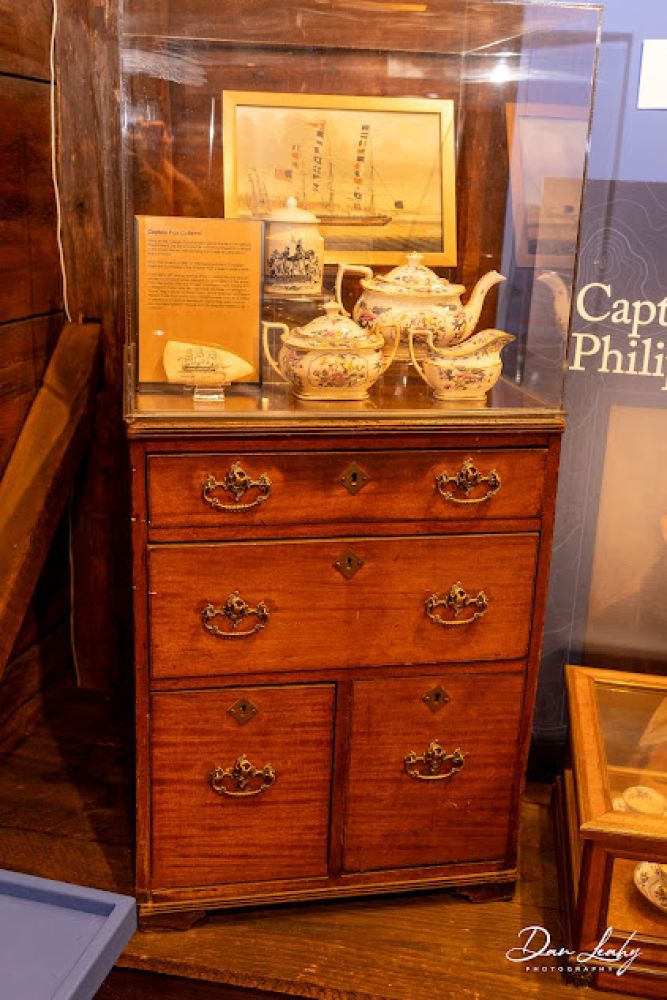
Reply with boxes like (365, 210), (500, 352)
(129, 422), (561, 923)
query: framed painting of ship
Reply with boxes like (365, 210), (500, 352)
(222, 91), (457, 266)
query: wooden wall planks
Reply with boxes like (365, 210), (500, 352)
(0, 0), (69, 742)
(0, 0), (52, 79)
(57, 0), (131, 692)
(0, 76), (61, 323)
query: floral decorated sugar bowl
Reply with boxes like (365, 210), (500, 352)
(262, 301), (399, 401)
(409, 327), (515, 401)
(335, 251), (505, 361)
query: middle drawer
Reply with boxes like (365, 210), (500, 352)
(149, 534), (538, 680)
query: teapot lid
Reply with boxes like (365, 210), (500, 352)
(266, 196), (320, 224)
(364, 252), (464, 296)
(283, 301), (384, 350)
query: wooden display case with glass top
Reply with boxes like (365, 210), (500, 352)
(554, 666), (667, 996)
(121, 0), (600, 922)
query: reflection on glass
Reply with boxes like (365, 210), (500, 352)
(595, 681), (667, 818)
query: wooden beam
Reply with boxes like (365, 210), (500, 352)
(0, 321), (100, 674)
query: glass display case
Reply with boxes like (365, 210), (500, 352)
(555, 665), (667, 996)
(120, 0), (602, 425)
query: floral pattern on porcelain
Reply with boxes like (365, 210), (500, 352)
(410, 327), (514, 400)
(634, 863), (667, 912)
(337, 255), (506, 365)
(263, 300), (398, 401)
(276, 346), (385, 399)
(422, 360), (502, 400)
(308, 353), (374, 388)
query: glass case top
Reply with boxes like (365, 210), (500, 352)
(121, 0), (601, 424)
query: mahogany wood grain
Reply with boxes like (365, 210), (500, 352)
(0, 322), (100, 673)
(0, 0), (52, 79)
(147, 448), (548, 532)
(0, 683), (595, 999)
(0, 76), (61, 323)
(500, 433), (561, 869)
(150, 685), (334, 888)
(343, 670), (524, 872)
(148, 533), (538, 679)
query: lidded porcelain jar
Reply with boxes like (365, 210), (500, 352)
(264, 197), (324, 296)
(262, 301), (399, 400)
(336, 252), (505, 360)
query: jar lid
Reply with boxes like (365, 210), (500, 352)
(283, 301), (384, 350)
(364, 252), (464, 296)
(266, 196), (320, 224)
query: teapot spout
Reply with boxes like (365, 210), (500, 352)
(463, 270), (506, 334)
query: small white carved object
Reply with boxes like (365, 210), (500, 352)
(162, 341), (254, 386)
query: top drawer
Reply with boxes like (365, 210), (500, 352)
(146, 449), (547, 531)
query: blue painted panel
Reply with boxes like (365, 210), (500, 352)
(0, 870), (136, 1000)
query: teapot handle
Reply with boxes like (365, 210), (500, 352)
(261, 322), (289, 381)
(407, 328), (428, 383)
(335, 264), (373, 315)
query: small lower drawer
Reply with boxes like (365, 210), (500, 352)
(150, 684), (334, 889)
(343, 671), (524, 872)
(149, 533), (538, 679)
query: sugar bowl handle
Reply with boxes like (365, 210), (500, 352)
(261, 321), (289, 380)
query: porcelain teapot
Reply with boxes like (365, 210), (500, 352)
(262, 301), (399, 401)
(409, 326), (515, 401)
(335, 252), (505, 360)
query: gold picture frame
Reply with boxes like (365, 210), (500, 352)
(222, 90), (457, 266)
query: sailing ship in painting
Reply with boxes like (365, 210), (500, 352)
(244, 120), (397, 227)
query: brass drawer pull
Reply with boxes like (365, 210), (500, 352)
(209, 755), (276, 799)
(202, 591), (269, 639)
(404, 741), (466, 781)
(436, 457), (500, 504)
(202, 463), (272, 512)
(426, 582), (488, 627)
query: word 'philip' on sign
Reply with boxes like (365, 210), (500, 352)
(569, 282), (667, 389)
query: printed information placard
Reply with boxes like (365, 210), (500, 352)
(136, 215), (263, 384)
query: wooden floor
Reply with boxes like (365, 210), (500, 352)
(0, 686), (615, 1000)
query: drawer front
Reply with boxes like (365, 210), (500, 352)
(343, 671), (524, 872)
(147, 449), (547, 530)
(149, 534), (538, 679)
(150, 685), (334, 889)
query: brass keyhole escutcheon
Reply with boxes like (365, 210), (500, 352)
(333, 548), (364, 579)
(422, 684), (450, 713)
(227, 697), (258, 726)
(338, 462), (370, 495)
